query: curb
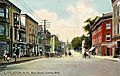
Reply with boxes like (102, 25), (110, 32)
(92, 55), (120, 62)
(0, 57), (41, 65)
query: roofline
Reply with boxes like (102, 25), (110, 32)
(8, 0), (21, 12)
(21, 14), (38, 24)
(91, 12), (112, 31)
(0, 0), (10, 7)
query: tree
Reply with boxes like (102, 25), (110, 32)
(80, 34), (86, 41)
(71, 37), (82, 51)
(54, 37), (59, 51)
(83, 16), (98, 48)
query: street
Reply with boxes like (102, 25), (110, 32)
(0, 53), (120, 76)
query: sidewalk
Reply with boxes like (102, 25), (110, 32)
(0, 56), (43, 65)
(91, 55), (120, 61)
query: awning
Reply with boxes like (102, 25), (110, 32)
(89, 47), (95, 52)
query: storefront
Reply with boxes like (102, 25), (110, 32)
(0, 42), (7, 57)
(0, 1), (10, 58)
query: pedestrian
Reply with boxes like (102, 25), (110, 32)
(3, 50), (7, 61)
(37, 52), (39, 56)
(84, 52), (87, 58)
(13, 52), (17, 62)
(6, 52), (10, 61)
(92, 48), (96, 56)
(16, 48), (19, 58)
(65, 51), (67, 56)
(68, 51), (73, 57)
(40, 49), (42, 56)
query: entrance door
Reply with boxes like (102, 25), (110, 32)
(106, 47), (110, 56)
(117, 41), (120, 55)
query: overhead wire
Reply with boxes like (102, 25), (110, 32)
(20, 0), (41, 21)
(11, 0), (81, 28)
(12, 0), (41, 24)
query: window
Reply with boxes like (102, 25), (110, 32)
(14, 14), (19, 26)
(0, 25), (4, 35)
(106, 34), (110, 41)
(106, 22), (111, 29)
(0, 8), (4, 17)
(6, 24), (9, 37)
(17, 31), (19, 40)
(118, 4), (120, 16)
(6, 8), (9, 18)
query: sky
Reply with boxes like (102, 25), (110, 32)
(9, 0), (112, 42)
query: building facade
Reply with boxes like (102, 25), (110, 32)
(9, 1), (22, 57)
(50, 35), (58, 53)
(111, 0), (120, 57)
(0, 0), (10, 57)
(38, 25), (44, 55)
(21, 14), (38, 56)
(44, 30), (51, 53)
(91, 13), (112, 56)
(50, 35), (64, 56)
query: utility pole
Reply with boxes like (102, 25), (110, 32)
(41, 20), (50, 57)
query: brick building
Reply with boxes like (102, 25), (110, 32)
(21, 14), (38, 56)
(44, 30), (51, 53)
(91, 13), (112, 56)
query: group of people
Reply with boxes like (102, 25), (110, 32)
(82, 47), (96, 59)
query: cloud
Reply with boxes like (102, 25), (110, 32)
(67, 0), (100, 25)
(34, 0), (100, 42)
(35, 9), (58, 21)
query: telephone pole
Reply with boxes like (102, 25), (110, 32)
(41, 20), (50, 56)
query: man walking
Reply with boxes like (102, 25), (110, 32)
(3, 50), (7, 61)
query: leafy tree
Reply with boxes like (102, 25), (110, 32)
(83, 16), (98, 48)
(71, 37), (82, 51)
(80, 34), (86, 41)
(54, 37), (59, 51)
